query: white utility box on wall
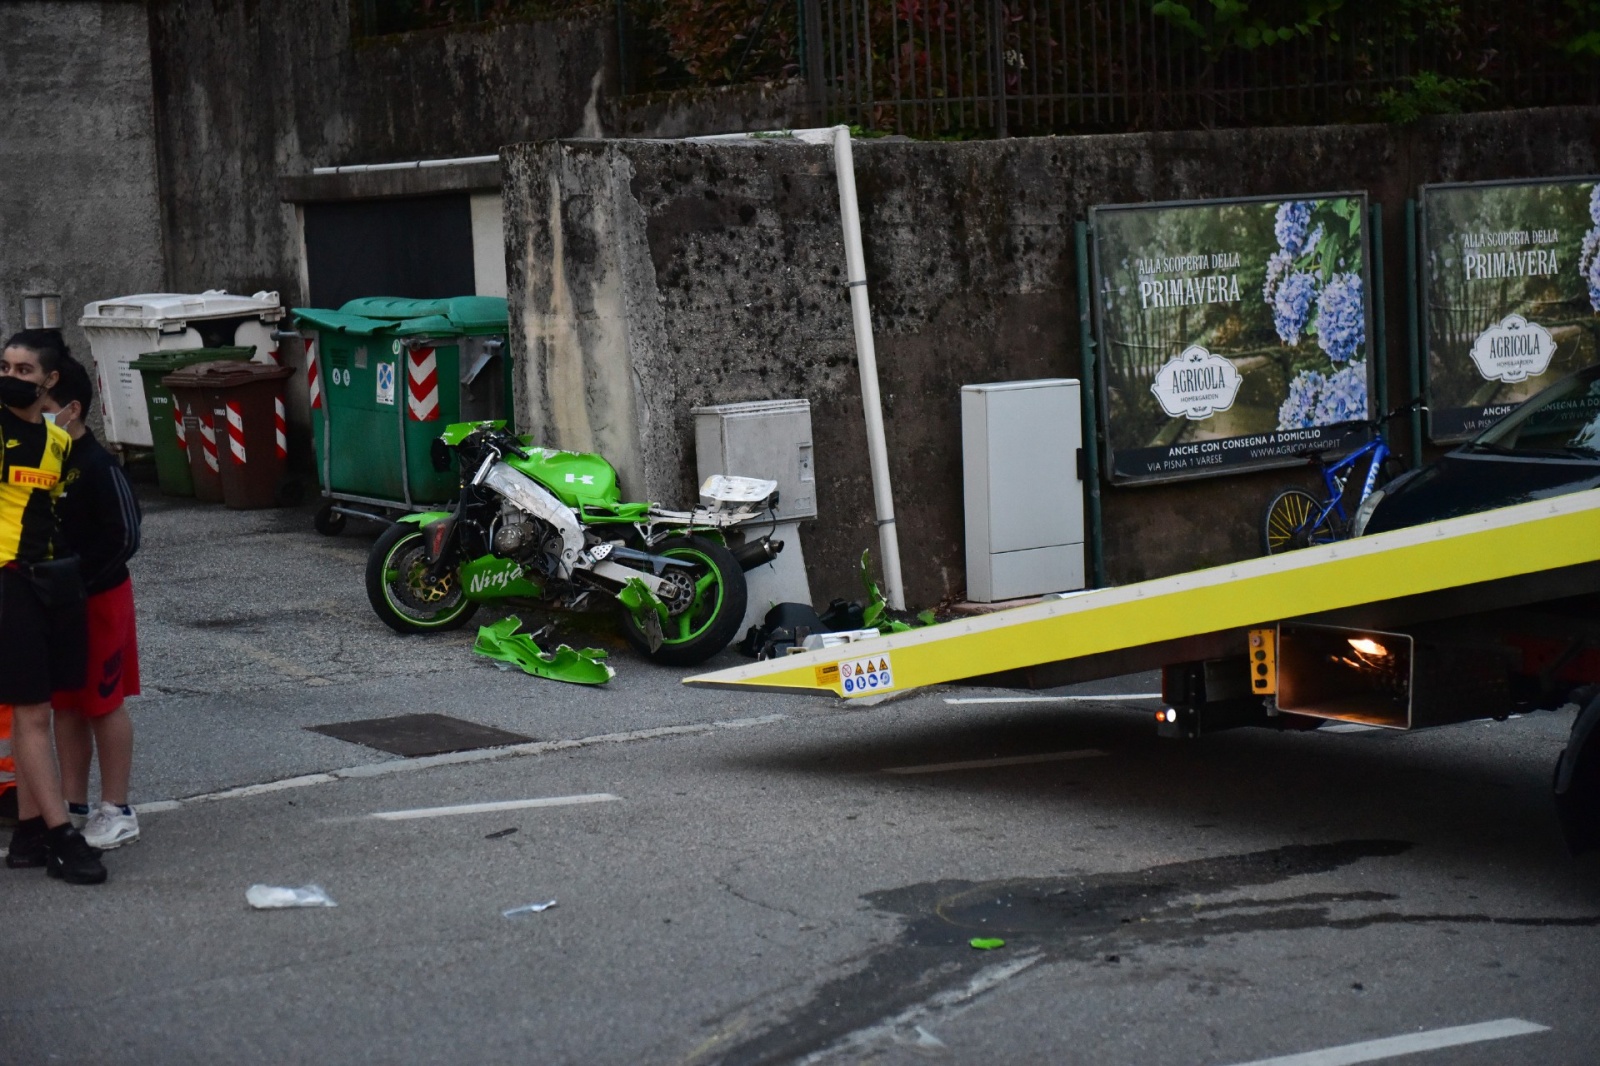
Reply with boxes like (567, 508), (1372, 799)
(693, 399), (816, 633)
(693, 399), (816, 520)
(961, 379), (1086, 602)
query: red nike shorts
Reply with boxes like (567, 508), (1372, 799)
(52, 577), (140, 719)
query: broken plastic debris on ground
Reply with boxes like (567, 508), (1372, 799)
(969, 937), (1006, 950)
(246, 884), (337, 909)
(472, 615), (615, 685)
(738, 549), (938, 660)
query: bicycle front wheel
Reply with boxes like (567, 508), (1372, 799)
(1261, 489), (1340, 554)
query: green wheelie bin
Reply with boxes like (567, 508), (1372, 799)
(291, 296), (512, 534)
(130, 347), (254, 496)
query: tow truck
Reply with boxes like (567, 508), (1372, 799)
(686, 488), (1600, 854)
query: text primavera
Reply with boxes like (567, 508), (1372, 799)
(1139, 274), (1242, 309)
(1463, 249), (1560, 280)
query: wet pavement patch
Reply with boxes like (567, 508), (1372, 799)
(708, 839), (1495, 1066)
(306, 713), (533, 757)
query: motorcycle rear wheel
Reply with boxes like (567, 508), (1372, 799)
(366, 522), (479, 634)
(618, 534), (746, 667)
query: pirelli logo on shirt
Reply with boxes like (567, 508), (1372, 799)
(9, 466), (58, 489)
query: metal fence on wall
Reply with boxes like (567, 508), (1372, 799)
(802, 0), (1600, 138)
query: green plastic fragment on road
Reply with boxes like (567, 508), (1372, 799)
(472, 615), (615, 686)
(615, 577), (668, 652)
(969, 937), (1006, 950)
(860, 549), (939, 634)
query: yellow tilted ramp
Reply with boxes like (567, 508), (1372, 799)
(685, 488), (1600, 699)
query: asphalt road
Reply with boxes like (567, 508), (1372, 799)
(3, 491), (1597, 1065)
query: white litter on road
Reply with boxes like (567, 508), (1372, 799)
(1223, 1017), (1549, 1066)
(503, 900), (558, 917)
(943, 694), (1162, 704)
(883, 749), (1108, 775)
(246, 884), (337, 909)
(368, 794), (620, 822)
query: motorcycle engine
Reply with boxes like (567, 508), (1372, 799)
(492, 509), (563, 577)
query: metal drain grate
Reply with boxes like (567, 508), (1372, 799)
(307, 713), (532, 757)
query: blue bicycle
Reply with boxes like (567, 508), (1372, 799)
(1260, 401), (1422, 554)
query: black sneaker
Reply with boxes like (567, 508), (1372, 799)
(45, 827), (107, 885)
(0, 786), (18, 828)
(5, 818), (48, 868)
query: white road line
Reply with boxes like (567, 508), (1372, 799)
(368, 793), (621, 821)
(1320, 722), (1385, 734)
(799, 953), (1043, 1066)
(1225, 1018), (1549, 1066)
(883, 749), (1107, 775)
(189, 773), (339, 802)
(137, 713), (787, 815)
(944, 694), (1162, 705)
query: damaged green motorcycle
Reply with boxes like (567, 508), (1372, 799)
(365, 421), (782, 666)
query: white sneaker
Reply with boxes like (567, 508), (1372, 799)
(83, 803), (140, 849)
(68, 804), (90, 831)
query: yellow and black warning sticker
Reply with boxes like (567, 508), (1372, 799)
(838, 655), (894, 697)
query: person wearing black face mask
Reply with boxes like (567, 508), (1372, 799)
(0, 329), (105, 885)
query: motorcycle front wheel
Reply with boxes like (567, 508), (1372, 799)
(618, 534), (747, 667)
(366, 522), (479, 634)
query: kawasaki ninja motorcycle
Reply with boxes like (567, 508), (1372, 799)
(365, 421), (781, 667)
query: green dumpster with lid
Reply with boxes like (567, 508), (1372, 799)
(130, 347), (254, 497)
(291, 296), (512, 533)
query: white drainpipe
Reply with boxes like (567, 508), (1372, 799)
(687, 126), (907, 610)
(310, 154), (500, 175)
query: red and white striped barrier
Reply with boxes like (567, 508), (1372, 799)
(226, 401), (247, 465)
(407, 347), (439, 422)
(307, 342), (323, 410)
(274, 396), (288, 460)
(200, 412), (219, 473)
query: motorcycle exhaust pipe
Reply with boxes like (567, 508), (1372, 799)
(732, 536), (784, 572)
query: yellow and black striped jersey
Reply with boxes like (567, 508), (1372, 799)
(0, 405), (70, 565)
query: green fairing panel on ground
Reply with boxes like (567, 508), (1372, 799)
(472, 616), (615, 686)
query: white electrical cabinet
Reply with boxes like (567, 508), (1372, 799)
(692, 399), (816, 520)
(962, 379), (1086, 602)
(693, 399), (816, 632)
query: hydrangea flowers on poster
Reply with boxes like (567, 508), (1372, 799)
(1262, 199), (1370, 430)
(1091, 192), (1373, 483)
(1421, 178), (1600, 440)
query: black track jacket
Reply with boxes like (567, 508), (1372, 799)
(53, 429), (141, 595)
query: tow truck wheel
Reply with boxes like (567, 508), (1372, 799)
(1553, 689), (1600, 857)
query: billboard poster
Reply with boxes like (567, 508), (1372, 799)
(1421, 178), (1600, 440)
(1090, 193), (1375, 484)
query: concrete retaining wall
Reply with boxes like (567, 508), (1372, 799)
(503, 108), (1600, 604)
(0, 2), (163, 361)
(147, 1), (616, 303)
